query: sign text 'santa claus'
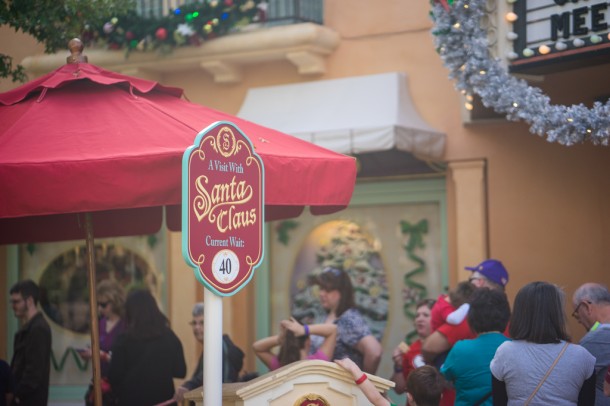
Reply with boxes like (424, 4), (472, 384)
(182, 122), (264, 296)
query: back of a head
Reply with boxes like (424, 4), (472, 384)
(509, 281), (569, 343)
(406, 365), (444, 406)
(449, 281), (476, 308)
(574, 283), (610, 305)
(10, 279), (40, 305)
(278, 329), (307, 367)
(125, 289), (168, 339)
(467, 288), (511, 334)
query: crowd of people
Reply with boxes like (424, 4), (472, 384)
(385, 260), (610, 406)
(3, 259), (610, 406)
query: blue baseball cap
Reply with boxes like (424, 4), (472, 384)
(465, 259), (509, 287)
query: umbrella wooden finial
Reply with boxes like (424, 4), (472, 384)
(67, 38), (88, 64)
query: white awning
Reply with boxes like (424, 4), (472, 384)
(237, 72), (445, 160)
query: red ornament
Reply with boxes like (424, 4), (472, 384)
(125, 31), (134, 40)
(155, 27), (168, 41)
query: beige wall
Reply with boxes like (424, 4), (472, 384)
(2, 0), (610, 353)
(163, 0), (610, 342)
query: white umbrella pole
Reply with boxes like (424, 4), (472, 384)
(204, 289), (222, 405)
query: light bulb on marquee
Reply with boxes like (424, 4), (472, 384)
(555, 42), (567, 51)
(505, 12), (518, 22)
(538, 45), (551, 55)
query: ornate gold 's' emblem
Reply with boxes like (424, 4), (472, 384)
(216, 126), (236, 157)
(293, 393), (330, 406)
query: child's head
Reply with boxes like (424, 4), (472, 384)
(406, 366), (444, 406)
(449, 281), (476, 308)
(277, 322), (308, 367)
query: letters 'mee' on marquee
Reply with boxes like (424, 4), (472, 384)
(511, 0), (609, 62)
(182, 121), (264, 296)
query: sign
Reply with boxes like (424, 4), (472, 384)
(511, 0), (610, 68)
(182, 121), (264, 296)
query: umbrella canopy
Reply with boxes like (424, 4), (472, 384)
(0, 62), (357, 244)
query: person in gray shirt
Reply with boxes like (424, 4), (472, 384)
(491, 281), (596, 406)
(573, 283), (610, 406)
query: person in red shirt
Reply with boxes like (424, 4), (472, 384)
(391, 299), (440, 405)
(422, 259), (509, 364)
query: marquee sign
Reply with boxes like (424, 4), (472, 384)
(510, 0), (609, 67)
(182, 121), (264, 296)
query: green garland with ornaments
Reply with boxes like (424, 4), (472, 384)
(82, 0), (264, 53)
(430, 0), (610, 146)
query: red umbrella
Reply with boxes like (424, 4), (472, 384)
(0, 57), (356, 404)
(0, 63), (356, 242)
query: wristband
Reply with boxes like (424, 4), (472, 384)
(355, 373), (368, 385)
(303, 324), (310, 337)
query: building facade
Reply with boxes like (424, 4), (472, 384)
(2, 0), (610, 404)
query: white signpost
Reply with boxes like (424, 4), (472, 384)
(182, 122), (264, 405)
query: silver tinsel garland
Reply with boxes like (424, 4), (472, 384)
(431, 0), (610, 146)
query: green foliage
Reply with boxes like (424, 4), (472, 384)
(400, 219), (429, 343)
(276, 220), (299, 245)
(0, 0), (263, 83)
(0, 0), (133, 82)
(0, 54), (27, 83)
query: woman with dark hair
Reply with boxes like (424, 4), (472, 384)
(491, 282), (596, 406)
(440, 288), (511, 406)
(108, 290), (186, 406)
(313, 267), (382, 373)
(252, 318), (336, 370)
(391, 298), (435, 397)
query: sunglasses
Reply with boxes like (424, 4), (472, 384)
(97, 301), (110, 308)
(322, 267), (342, 276)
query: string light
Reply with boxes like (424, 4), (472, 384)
(505, 12), (518, 22)
(538, 45), (551, 55)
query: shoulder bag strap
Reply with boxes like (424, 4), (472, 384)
(524, 342), (570, 406)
